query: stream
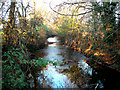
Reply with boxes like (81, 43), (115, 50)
(33, 36), (120, 89)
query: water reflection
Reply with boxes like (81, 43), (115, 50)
(38, 64), (78, 88)
(36, 37), (103, 88)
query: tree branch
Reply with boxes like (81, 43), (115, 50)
(49, 1), (92, 16)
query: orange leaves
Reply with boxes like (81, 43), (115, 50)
(93, 48), (105, 56)
(88, 50), (93, 54)
(94, 51), (105, 56)
(85, 44), (92, 53)
(106, 25), (112, 31)
(77, 48), (81, 52)
(94, 52), (99, 56)
(83, 59), (87, 63)
(78, 41), (80, 45)
(65, 40), (68, 44)
(101, 32), (105, 38)
(106, 27), (112, 31)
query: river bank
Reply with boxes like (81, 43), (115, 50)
(31, 36), (120, 89)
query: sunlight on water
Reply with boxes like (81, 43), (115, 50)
(36, 37), (104, 88)
(48, 43), (58, 46)
(47, 37), (59, 42)
(38, 64), (78, 88)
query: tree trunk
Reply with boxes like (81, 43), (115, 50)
(6, 1), (16, 46)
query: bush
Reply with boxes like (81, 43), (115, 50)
(2, 45), (59, 89)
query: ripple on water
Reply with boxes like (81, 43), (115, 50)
(38, 64), (78, 88)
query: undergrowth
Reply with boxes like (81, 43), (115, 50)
(2, 45), (58, 89)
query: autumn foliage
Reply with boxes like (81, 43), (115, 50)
(55, 2), (120, 66)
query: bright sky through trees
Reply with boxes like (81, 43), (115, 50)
(24, 0), (63, 11)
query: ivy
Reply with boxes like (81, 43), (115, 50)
(2, 47), (59, 89)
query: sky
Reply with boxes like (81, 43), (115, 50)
(0, 0), (64, 28)
(23, 0), (64, 11)
(0, 0), (119, 29)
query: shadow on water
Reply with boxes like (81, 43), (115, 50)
(33, 36), (120, 89)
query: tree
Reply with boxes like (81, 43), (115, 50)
(51, 0), (120, 65)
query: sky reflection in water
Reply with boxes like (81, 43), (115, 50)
(37, 37), (96, 88)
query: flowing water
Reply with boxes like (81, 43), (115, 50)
(34, 36), (120, 89)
